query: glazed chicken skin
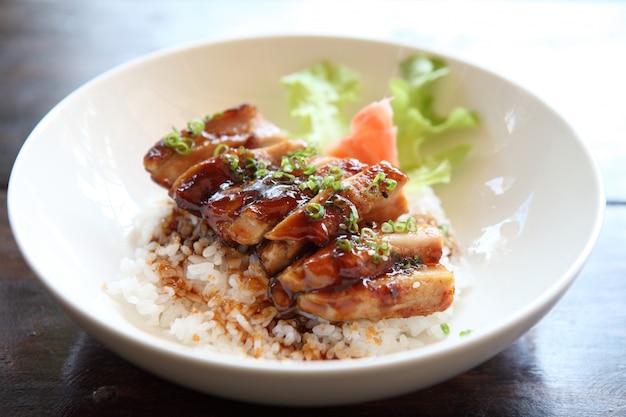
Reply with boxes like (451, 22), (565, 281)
(274, 223), (444, 297)
(144, 103), (287, 189)
(297, 265), (455, 321)
(143, 104), (455, 322)
(220, 156), (366, 246)
(171, 139), (309, 217)
(258, 160), (409, 275)
(270, 220), (452, 319)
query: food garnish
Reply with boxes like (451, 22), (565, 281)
(111, 55), (478, 359)
(281, 60), (359, 151)
(281, 55), (479, 188)
(140, 55), (478, 322)
(163, 127), (194, 155)
(144, 103), (455, 321)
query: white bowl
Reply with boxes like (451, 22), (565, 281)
(8, 35), (604, 406)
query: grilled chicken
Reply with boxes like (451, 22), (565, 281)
(258, 161), (408, 275)
(270, 223), (445, 315)
(275, 224), (444, 295)
(143, 104), (456, 322)
(264, 161), (408, 244)
(297, 264), (455, 321)
(225, 157), (365, 245)
(171, 139), (308, 216)
(144, 103), (287, 189)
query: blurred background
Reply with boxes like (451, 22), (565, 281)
(1, 1), (624, 415)
(2, 0), (625, 200)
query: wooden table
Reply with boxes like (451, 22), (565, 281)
(1, 1), (624, 415)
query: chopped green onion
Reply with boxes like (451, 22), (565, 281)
(280, 156), (295, 172)
(377, 240), (391, 256)
(282, 151), (315, 174)
(328, 166), (344, 179)
(366, 183), (379, 198)
(365, 172), (397, 197)
(298, 173), (346, 194)
(187, 118), (205, 135)
(271, 171), (296, 184)
(381, 221), (394, 233)
(347, 204), (359, 233)
(459, 329), (473, 337)
(394, 222), (407, 233)
(407, 217), (417, 232)
(385, 179), (397, 190)
(360, 227), (377, 240)
(163, 129), (193, 155)
(305, 202), (325, 219)
(176, 141), (193, 155)
(365, 239), (390, 265)
(281, 161), (293, 173)
(336, 238), (354, 251)
(299, 177), (317, 192)
(381, 218), (418, 234)
(322, 176), (334, 189)
(373, 172), (386, 183)
(244, 157), (257, 169)
(440, 323), (450, 335)
(213, 143), (229, 157)
(254, 162), (270, 177)
(222, 154), (239, 171)
(288, 146), (318, 158)
(163, 130), (179, 146)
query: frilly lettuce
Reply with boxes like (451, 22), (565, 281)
(280, 61), (359, 151)
(391, 55), (478, 187)
(280, 55), (478, 187)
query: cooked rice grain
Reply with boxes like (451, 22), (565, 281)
(107, 186), (470, 360)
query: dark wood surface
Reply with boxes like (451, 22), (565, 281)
(1, 1), (624, 416)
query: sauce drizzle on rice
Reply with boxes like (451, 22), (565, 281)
(106, 103), (470, 360)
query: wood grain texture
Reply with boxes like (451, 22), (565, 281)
(2, 192), (624, 416)
(1, 1), (624, 415)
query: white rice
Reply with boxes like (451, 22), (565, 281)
(105, 186), (471, 360)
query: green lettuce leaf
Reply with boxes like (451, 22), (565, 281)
(281, 55), (478, 188)
(390, 55), (479, 186)
(280, 61), (360, 150)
